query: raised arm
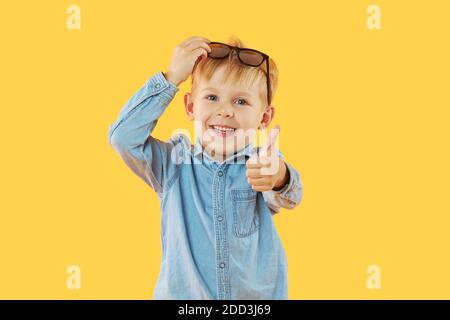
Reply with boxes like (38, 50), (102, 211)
(108, 71), (180, 193)
(108, 36), (212, 194)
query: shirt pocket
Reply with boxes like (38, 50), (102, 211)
(231, 188), (260, 237)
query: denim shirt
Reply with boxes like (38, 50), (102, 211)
(108, 71), (303, 300)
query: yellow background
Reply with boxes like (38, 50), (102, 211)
(1, 0), (449, 299)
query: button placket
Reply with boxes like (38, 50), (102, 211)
(213, 164), (230, 300)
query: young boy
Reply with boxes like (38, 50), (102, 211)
(108, 36), (303, 300)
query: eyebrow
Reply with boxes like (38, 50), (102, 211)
(201, 87), (253, 98)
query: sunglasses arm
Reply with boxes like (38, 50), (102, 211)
(266, 58), (271, 105)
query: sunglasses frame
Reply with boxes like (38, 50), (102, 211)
(207, 41), (272, 105)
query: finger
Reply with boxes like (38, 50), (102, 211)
(251, 184), (271, 192)
(246, 154), (259, 165)
(187, 40), (212, 54)
(246, 159), (271, 169)
(246, 168), (263, 179)
(260, 158), (281, 176)
(193, 47), (209, 60)
(261, 125), (280, 154)
(258, 154), (273, 166)
(248, 177), (270, 186)
(182, 36), (211, 47)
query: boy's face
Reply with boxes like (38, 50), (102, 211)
(184, 64), (274, 160)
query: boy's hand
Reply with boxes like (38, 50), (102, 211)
(246, 125), (289, 192)
(164, 36), (212, 87)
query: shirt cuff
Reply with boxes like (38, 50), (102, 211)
(272, 162), (301, 204)
(146, 71), (179, 102)
(161, 71), (179, 89)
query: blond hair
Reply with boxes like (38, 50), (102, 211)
(191, 35), (279, 106)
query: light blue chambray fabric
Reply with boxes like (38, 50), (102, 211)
(108, 71), (303, 300)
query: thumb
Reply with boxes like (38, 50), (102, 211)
(261, 125), (280, 155)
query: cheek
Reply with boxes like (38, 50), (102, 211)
(192, 102), (210, 119)
(238, 110), (262, 129)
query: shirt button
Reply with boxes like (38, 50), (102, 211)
(218, 215), (223, 222)
(218, 170), (223, 177)
(219, 262), (225, 268)
(154, 83), (161, 89)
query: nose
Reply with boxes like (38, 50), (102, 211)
(216, 104), (234, 118)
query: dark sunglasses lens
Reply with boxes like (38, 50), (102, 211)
(208, 43), (230, 58)
(239, 50), (265, 66)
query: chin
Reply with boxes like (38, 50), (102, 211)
(201, 126), (252, 157)
(219, 144), (246, 157)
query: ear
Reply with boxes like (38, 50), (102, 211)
(184, 92), (195, 121)
(259, 105), (275, 130)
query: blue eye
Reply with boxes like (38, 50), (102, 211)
(204, 95), (249, 106)
(235, 98), (248, 106)
(205, 95), (217, 101)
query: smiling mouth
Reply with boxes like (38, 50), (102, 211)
(208, 125), (237, 138)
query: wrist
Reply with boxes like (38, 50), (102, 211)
(273, 161), (289, 191)
(163, 71), (181, 87)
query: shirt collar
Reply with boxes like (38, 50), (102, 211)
(192, 135), (258, 164)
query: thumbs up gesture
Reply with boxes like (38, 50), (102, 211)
(245, 125), (289, 192)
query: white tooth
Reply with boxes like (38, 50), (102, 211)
(214, 126), (234, 131)
(212, 125), (235, 133)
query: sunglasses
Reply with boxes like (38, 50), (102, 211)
(206, 42), (272, 105)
